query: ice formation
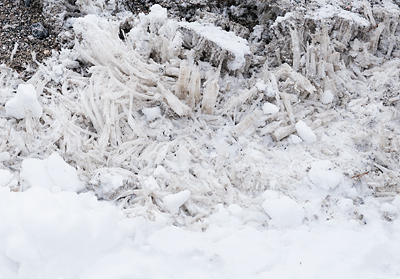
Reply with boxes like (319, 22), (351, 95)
(0, 0), (399, 215)
(1, 0), (400, 276)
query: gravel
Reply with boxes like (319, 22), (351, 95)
(0, 0), (61, 79)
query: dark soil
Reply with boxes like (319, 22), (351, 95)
(0, 0), (61, 79)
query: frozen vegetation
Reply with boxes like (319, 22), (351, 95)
(1, 0), (400, 277)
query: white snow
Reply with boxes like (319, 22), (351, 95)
(0, 169), (13, 187)
(295, 120), (317, 144)
(2, 187), (399, 278)
(162, 190), (191, 214)
(0, 152), (10, 162)
(308, 160), (342, 191)
(262, 195), (305, 228)
(20, 153), (85, 193)
(5, 84), (42, 119)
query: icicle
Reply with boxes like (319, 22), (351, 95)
(127, 90), (147, 138)
(308, 45), (317, 77)
(269, 72), (284, 111)
(290, 27), (300, 72)
(233, 110), (263, 135)
(363, 1), (376, 26)
(201, 68), (220, 114)
(10, 42), (19, 62)
(272, 125), (296, 142)
(370, 23), (385, 54)
(187, 66), (201, 109)
(223, 87), (257, 113)
(275, 63), (316, 94)
(318, 60), (325, 79)
(275, 48), (282, 66)
(158, 83), (192, 116)
(386, 21), (398, 58)
(281, 93), (295, 124)
(175, 61), (191, 99)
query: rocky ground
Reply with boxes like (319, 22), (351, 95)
(0, 0), (63, 80)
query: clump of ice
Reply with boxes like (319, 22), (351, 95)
(89, 168), (136, 200)
(308, 160), (342, 191)
(163, 190), (191, 214)
(5, 84), (42, 119)
(178, 21), (250, 71)
(295, 120), (317, 144)
(20, 153), (85, 193)
(262, 102), (280, 114)
(256, 80), (267, 91)
(321, 90), (334, 104)
(153, 165), (170, 180)
(262, 195), (304, 228)
(289, 134), (303, 144)
(148, 4), (168, 24)
(142, 107), (161, 121)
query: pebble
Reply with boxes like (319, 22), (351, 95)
(30, 22), (49, 40)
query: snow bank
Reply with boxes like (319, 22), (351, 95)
(0, 187), (127, 279)
(1, 188), (398, 279)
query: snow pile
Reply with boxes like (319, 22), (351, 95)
(1, 184), (400, 278)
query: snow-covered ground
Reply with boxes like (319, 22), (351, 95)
(1, 0), (400, 278)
